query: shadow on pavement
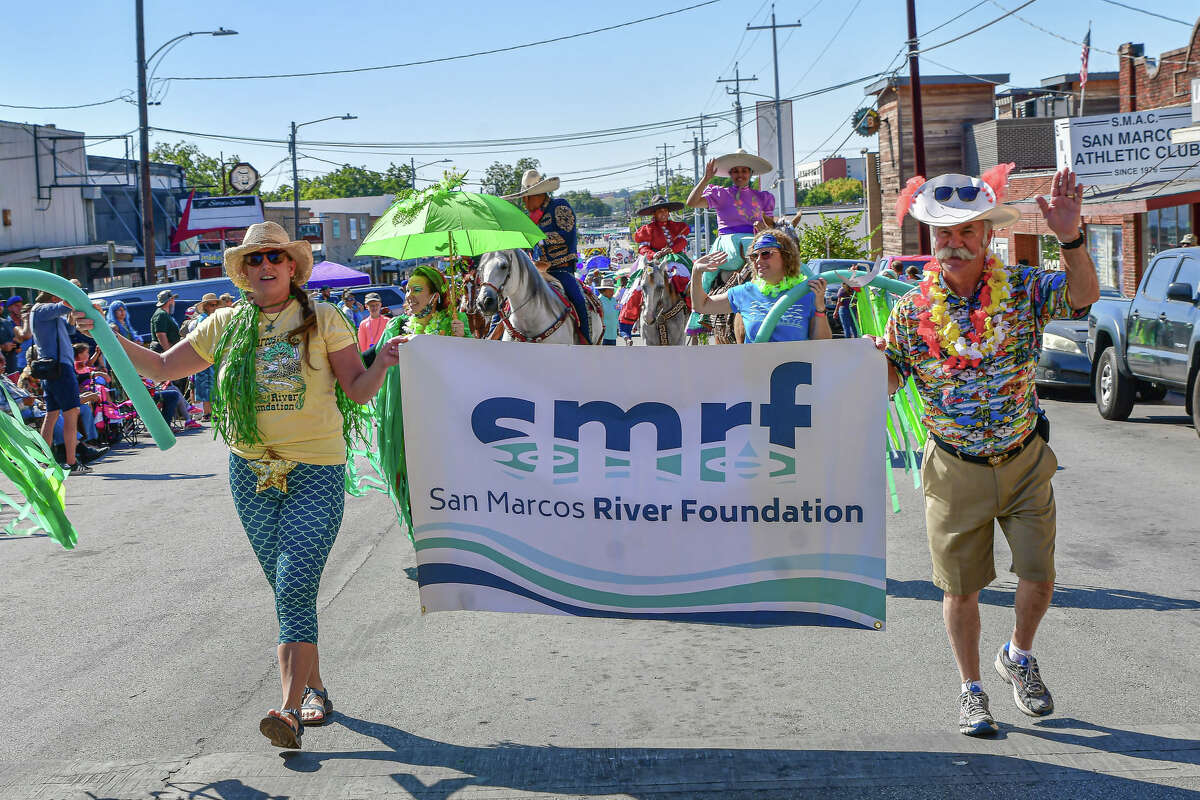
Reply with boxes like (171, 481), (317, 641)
(96, 472), (217, 481)
(887, 578), (1200, 611)
(135, 713), (1195, 800)
(1021, 718), (1200, 766)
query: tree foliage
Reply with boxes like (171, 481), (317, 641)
(150, 141), (235, 193)
(481, 157), (541, 198)
(561, 190), (612, 218)
(794, 212), (877, 261)
(260, 163), (415, 202)
(798, 177), (863, 207)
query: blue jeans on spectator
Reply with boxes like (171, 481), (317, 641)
(156, 386), (184, 423)
(54, 409), (95, 444)
(193, 366), (213, 403)
(837, 305), (858, 340)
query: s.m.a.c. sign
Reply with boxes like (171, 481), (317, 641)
(1055, 107), (1200, 186)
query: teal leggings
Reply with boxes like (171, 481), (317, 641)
(229, 453), (346, 644)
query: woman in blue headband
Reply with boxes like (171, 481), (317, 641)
(690, 229), (830, 343)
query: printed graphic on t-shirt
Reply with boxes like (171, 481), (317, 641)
(255, 335), (306, 411)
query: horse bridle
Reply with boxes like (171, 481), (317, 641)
(644, 270), (687, 346)
(482, 254), (572, 343)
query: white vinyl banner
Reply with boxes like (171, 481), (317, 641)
(400, 337), (886, 630)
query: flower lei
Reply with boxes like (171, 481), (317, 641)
(911, 252), (1012, 372)
(405, 308), (454, 337)
(752, 274), (804, 297)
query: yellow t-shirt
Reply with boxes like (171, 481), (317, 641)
(187, 301), (357, 465)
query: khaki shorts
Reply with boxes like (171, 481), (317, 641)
(921, 435), (1058, 595)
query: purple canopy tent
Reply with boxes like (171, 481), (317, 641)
(305, 261), (372, 289)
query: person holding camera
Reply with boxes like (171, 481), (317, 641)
(30, 292), (102, 475)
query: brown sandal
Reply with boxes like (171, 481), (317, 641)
(259, 708), (303, 749)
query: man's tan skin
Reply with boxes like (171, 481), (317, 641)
(865, 167), (1100, 686)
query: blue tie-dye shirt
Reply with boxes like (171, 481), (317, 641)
(726, 282), (816, 342)
(885, 266), (1089, 457)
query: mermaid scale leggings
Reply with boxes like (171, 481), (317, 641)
(229, 453), (346, 644)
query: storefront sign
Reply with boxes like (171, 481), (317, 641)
(399, 337), (887, 629)
(1055, 107), (1200, 186)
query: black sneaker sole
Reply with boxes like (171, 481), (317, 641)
(994, 651), (1054, 717)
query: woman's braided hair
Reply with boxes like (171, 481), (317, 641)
(286, 283), (319, 369)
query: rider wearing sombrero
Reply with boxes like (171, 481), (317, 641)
(504, 169), (592, 343)
(685, 148), (776, 341)
(633, 196), (692, 269)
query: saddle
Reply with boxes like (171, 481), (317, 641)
(506, 272), (598, 344)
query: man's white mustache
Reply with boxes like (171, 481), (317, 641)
(936, 245), (976, 261)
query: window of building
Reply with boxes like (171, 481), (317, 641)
(1086, 224), (1122, 291)
(331, 219), (341, 239)
(349, 217), (358, 240)
(1142, 205), (1194, 261)
(991, 236), (1010, 265)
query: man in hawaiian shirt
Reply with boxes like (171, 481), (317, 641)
(868, 166), (1099, 737)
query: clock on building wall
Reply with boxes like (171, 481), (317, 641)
(228, 162), (260, 193)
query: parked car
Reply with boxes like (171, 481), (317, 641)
(802, 258), (874, 337)
(90, 276), (239, 307)
(341, 284), (407, 318)
(1087, 246), (1200, 435)
(1036, 318), (1092, 390)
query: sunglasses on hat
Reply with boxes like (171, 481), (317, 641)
(932, 185), (982, 203)
(246, 250), (287, 267)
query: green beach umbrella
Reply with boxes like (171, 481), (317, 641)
(356, 188), (545, 260)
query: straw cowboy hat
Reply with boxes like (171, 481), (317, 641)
(197, 292), (220, 311)
(897, 167), (1021, 230)
(636, 195), (686, 216)
(223, 221), (314, 292)
(714, 148), (773, 177)
(503, 169), (560, 199)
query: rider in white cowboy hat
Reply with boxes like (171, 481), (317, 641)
(868, 164), (1100, 739)
(503, 169), (593, 342)
(683, 148), (776, 340)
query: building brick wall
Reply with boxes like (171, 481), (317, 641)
(1118, 20), (1200, 112)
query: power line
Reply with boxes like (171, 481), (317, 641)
(785, 0), (864, 95)
(914, 0), (1041, 56)
(164, 0), (725, 82)
(0, 94), (134, 110)
(1094, 0), (1192, 27)
(919, 0), (989, 38)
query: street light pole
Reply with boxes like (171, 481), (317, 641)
(410, 158), (451, 190)
(135, 18), (237, 286)
(135, 0), (154, 285)
(289, 114), (357, 238)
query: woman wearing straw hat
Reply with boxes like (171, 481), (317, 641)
(111, 221), (404, 750)
(684, 149), (776, 341)
(504, 169), (593, 343)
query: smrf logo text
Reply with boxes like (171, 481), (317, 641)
(470, 362), (813, 482)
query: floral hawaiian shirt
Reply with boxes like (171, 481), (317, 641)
(885, 266), (1089, 457)
(702, 185), (775, 235)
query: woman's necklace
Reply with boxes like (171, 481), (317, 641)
(406, 307), (453, 336)
(257, 298), (291, 333)
(751, 274), (803, 297)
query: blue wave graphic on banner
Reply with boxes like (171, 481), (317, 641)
(418, 563), (874, 629)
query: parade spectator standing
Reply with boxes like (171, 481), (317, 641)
(873, 166), (1099, 737)
(30, 292), (92, 474)
(834, 283), (859, 339)
(151, 290), (181, 352)
(192, 294), (220, 422)
(596, 279), (619, 346)
(4, 296), (33, 370)
(112, 221), (403, 750)
(340, 292), (367, 329)
(106, 300), (144, 345)
(356, 293), (390, 352)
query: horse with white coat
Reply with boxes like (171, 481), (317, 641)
(638, 257), (689, 346)
(476, 249), (604, 344)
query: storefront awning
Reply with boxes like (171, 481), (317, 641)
(1014, 177), (1200, 216)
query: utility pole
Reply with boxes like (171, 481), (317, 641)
(135, 0), (156, 285)
(717, 62), (758, 148)
(290, 121), (301, 239)
(748, 5), (802, 216)
(687, 115), (717, 252)
(656, 144), (673, 195)
(906, 0), (931, 254)
(684, 133), (701, 257)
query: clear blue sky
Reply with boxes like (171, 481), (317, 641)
(2, 0), (1196, 195)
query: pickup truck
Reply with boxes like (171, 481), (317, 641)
(1087, 246), (1200, 435)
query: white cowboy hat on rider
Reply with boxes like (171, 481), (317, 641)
(713, 148), (773, 177)
(502, 169), (560, 199)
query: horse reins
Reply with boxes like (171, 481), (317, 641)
(482, 262), (581, 344)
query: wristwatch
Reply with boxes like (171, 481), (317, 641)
(1058, 230), (1085, 250)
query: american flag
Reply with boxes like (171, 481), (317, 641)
(1080, 26), (1091, 87)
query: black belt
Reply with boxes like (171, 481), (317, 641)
(931, 426), (1041, 467)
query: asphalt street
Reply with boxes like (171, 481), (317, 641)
(1, 386), (1197, 799)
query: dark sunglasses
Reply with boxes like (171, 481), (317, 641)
(246, 250), (287, 267)
(933, 185), (982, 203)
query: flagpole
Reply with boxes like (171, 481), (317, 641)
(1078, 22), (1091, 117)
